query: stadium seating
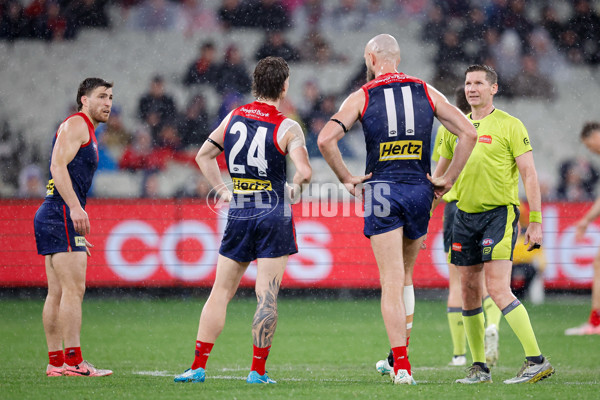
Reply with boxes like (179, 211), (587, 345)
(1, 3), (599, 197)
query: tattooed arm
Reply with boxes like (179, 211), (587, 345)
(252, 277), (281, 348)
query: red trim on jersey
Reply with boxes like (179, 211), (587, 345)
(222, 112), (235, 144)
(77, 113), (96, 148)
(291, 209), (298, 252)
(63, 205), (72, 252)
(422, 82), (435, 112)
(360, 86), (369, 120)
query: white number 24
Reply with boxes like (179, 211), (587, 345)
(228, 121), (268, 177)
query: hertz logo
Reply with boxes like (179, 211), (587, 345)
(232, 178), (272, 193)
(46, 179), (55, 196)
(379, 140), (422, 161)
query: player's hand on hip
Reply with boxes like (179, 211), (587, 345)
(343, 173), (372, 198)
(524, 222), (542, 251)
(427, 174), (451, 198)
(70, 206), (90, 236)
(85, 239), (94, 257)
(286, 183), (302, 204)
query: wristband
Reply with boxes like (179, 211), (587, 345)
(529, 211), (542, 224)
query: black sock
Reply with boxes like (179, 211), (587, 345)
(526, 355), (544, 364)
(473, 362), (490, 373)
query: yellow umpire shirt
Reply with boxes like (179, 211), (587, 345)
(439, 109), (533, 214)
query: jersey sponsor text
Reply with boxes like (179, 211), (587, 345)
(379, 140), (422, 161)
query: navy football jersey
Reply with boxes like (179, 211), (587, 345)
(360, 72), (435, 183)
(44, 112), (99, 207)
(224, 102), (290, 207)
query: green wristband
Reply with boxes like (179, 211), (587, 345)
(529, 211), (542, 224)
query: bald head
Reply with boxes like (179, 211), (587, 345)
(365, 34), (401, 63)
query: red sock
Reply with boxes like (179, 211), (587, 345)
(590, 309), (600, 327)
(191, 341), (214, 370)
(392, 346), (411, 376)
(406, 336), (410, 348)
(64, 347), (83, 366)
(48, 350), (64, 367)
(251, 345), (271, 376)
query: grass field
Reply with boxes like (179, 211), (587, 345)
(1, 294), (599, 399)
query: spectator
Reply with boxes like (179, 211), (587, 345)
(0, 1), (27, 41)
(183, 41), (220, 86)
(460, 7), (488, 63)
(513, 54), (555, 100)
(96, 106), (131, 151)
(138, 75), (177, 142)
(174, 0), (219, 38)
(17, 164), (46, 198)
(299, 29), (347, 64)
(119, 126), (170, 171)
(421, 4), (447, 45)
(156, 122), (182, 151)
(216, 44), (252, 94)
(65, 0), (109, 38)
(43, 1), (68, 41)
(245, 0), (290, 31)
(178, 94), (212, 149)
(563, 0), (600, 65)
(556, 157), (599, 201)
(432, 29), (467, 95)
(217, 0), (247, 30)
(298, 79), (323, 125)
(529, 28), (568, 81)
(539, 5), (563, 47)
(501, 0), (534, 51)
(255, 30), (300, 62)
(129, 0), (176, 31)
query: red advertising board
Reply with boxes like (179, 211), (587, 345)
(0, 199), (595, 289)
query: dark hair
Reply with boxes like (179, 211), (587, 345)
(76, 78), (113, 111)
(453, 86), (470, 114)
(252, 57), (289, 101)
(465, 64), (498, 85)
(581, 122), (600, 139)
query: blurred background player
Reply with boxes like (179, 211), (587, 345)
(437, 65), (553, 384)
(174, 57), (311, 384)
(318, 34), (477, 385)
(432, 86), (503, 367)
(567, 122), (600, 335)
(33, 78), (114, 377)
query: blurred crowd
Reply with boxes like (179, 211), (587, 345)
(2, 0), (600, 199)
(425, 0), (600, 97)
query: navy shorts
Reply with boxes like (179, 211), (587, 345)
(34, 201), (87, 255)
(219, 205), (298, 262)
(443, 201), (458, 253)
(363, 180), (434, 239)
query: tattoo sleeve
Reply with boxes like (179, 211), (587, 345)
(252, 277), (280, 348)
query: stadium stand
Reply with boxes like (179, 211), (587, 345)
(0, 0), (599, 198)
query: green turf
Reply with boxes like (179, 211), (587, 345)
(0, 295), (598, 399)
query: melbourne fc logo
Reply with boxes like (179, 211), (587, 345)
(206, 181), (280, 220)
